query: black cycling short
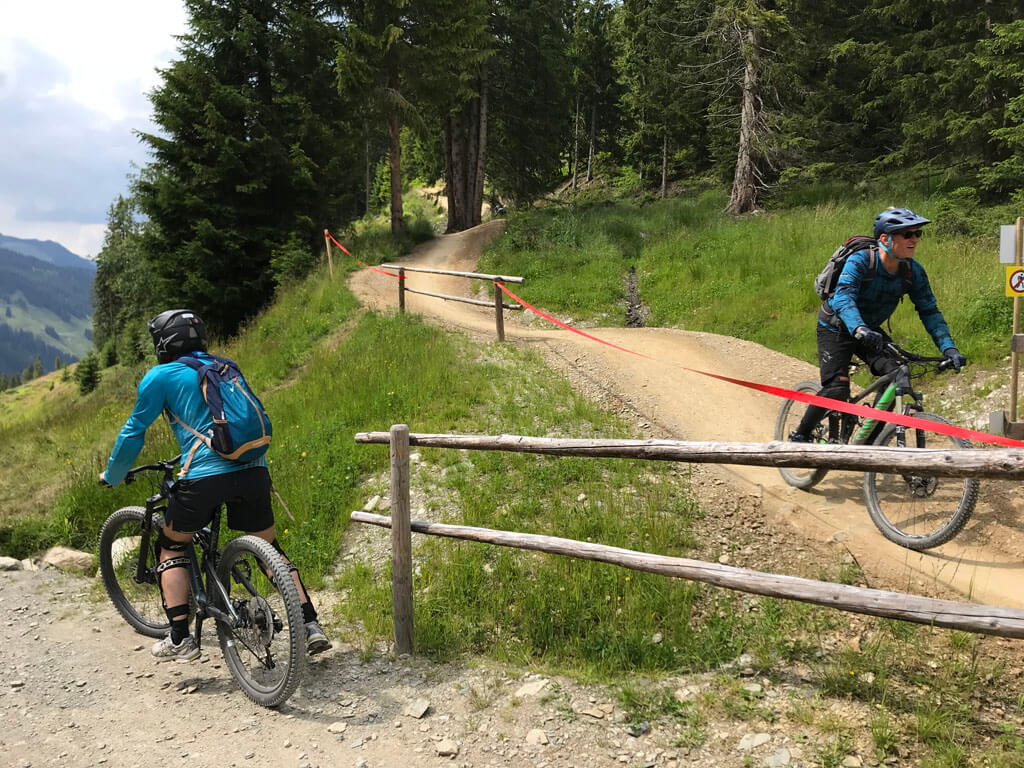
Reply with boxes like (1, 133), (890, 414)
(166, 466), (274, 534)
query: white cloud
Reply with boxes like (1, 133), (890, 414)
(0, 1), (187, 257)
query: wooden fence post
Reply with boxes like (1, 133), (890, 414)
(493, 281), (505, 341)
(323, 229), (334, 279)
(390, 424), (413, 654)
(398, 267), (406, 313)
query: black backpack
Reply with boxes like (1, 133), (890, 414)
(814, 235), (912, 301)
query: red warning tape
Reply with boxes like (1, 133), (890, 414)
(494, 282), (1024, 449)
(325, 231), (403, 278)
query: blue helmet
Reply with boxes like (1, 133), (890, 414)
(873, 207), (931, 239)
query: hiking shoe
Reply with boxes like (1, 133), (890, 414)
(787, 430), (811, 443)
(151, 634), (201, 662)
(305, 620), (331, 655)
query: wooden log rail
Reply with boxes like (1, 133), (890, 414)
(353, 426), (1024, 651)
(381, 265), (525, 341)
(354, 432), (1024, 479)
(350, 511), (1024, 639)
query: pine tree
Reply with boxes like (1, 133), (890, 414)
(135, 0), (360, 337)
(75, 354), (101, 396)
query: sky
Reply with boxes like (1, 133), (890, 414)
(0, 1), (188, 259)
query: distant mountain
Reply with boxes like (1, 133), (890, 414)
(0, 233), (96, 272)
(0, 243), (94, 376)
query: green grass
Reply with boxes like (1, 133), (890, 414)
(2, 181), (1024, 763)
(479, 190), (1009, 367)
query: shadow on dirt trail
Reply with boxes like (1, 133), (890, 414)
(348, 219), (1024, 611)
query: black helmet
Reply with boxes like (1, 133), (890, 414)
(147, 309), (208, 363)
(873, 207), (931, 239)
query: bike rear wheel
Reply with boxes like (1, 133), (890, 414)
(215, 535), (305, 708)
(98, 506), (168, 638)
(775, 381), (829, 489)
(863, 412), (980, 550)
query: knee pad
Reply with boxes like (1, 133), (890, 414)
(155, 556), (190, 609)
(157, 529), (189, 552)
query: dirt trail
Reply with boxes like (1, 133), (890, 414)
(350, 219), (1024, 611)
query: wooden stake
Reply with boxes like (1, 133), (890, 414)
(323, 229), (334, 279)
(389, 424), (413, 655)
(494, 281), (505, 341)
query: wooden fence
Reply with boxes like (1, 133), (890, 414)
(352, 426), (1024, 655)
(379, 265), (525, 340)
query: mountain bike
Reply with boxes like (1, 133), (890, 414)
(97, 456), (305, 707)
(774, 343), (980, 551)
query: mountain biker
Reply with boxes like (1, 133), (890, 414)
(789, 207), (967, 442)
(98, 309), (331, 661)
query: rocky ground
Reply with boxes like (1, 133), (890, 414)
(5, 218), (1024, 768)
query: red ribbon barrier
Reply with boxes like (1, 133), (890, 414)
(325, 231), (403, 278)
(494, 282), (1024, 449)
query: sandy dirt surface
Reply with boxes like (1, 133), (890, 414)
(350, 219), (1024, 611)
(4, 219), (1023, 768)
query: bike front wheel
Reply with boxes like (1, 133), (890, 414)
(98, 506), (168, 638)
(863, 412), (980, 550)
(774, 381), (829, 489)
(215, 535), (305, 708)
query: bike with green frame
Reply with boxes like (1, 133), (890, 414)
(774, 342), (980, 551)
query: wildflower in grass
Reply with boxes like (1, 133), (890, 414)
(302, 451), (307, 457)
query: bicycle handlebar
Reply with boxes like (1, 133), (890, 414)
(882, 342), (953, 371)
(124, 455), (182, 485)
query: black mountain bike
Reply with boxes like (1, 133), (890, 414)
(774, 343), (980, 551)
(97, 456), (305, 707)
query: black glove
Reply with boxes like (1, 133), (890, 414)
(944, 347), (967, 373)
(854, 326), (884, 353)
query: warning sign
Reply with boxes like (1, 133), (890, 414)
(1008, 266), (1024, 297)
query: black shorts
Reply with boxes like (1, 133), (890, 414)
(166, 466), (274, 534)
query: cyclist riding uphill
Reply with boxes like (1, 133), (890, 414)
(99, 309), (331, 661)
(789, 207), (968, 442)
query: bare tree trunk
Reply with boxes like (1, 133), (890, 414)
(661, 133), (668, 199)
(586, 101), (596, 182)
(472, 75), (488, 227)
(725, 28), (761, 215)
(571, 95), (580, 190)
(365, 139), (371, 215)
(445, 112), (467, 233)
(388, 68), (404, 234)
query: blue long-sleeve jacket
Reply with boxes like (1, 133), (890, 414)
(104, 352), (265, 485)
(822, 249), (955, 353)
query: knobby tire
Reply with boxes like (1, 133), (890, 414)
(863, 412), (980, 550)
(215, 535), (305, 708)
(98, 506), (169, 638)
(775, 381), (829, 490)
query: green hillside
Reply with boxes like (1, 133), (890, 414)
(3, 194), (1024, 762)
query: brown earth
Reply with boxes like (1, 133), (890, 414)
(350, 219), (1024, 610)
(3, 218), (1023, 768)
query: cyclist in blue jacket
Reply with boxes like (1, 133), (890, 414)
(789, 208), (967, 442)
(100, 309), (331, 661)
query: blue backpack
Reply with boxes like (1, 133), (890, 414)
(169, 353), (273, 473)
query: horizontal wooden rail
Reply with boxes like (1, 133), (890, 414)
(404, 287), (523, 310)
(351, 511), (1024, 638)
(381, 265), (525, 283)
(353, 432), (1024, 479)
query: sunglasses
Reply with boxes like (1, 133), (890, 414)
(895, 229), (924, 240)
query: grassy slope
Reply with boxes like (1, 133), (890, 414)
(1, 189), (1022, 762)
(479, 190), (1009, 369)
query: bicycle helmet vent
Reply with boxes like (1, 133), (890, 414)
(873, 207), (931, 239)
(148, 309), (208, 363)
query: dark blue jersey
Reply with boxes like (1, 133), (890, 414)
(823, 249), (954, 353)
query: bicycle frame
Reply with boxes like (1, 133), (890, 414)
(133, 463), (246, 642)
(827, 361), (923, 448)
